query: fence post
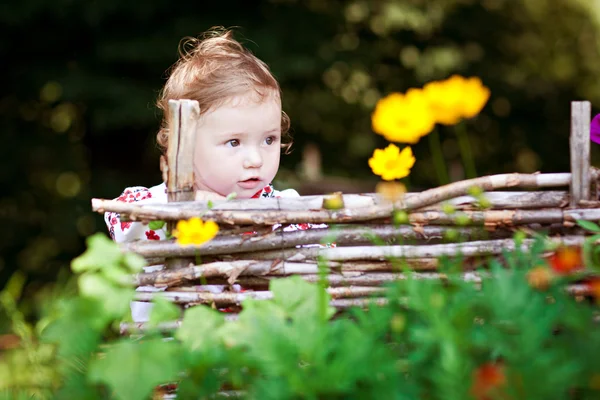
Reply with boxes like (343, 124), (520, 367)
(163, 99), (200, 269)
(570, 101), (591, 206)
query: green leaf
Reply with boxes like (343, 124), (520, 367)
(88, 338), (182, 400)
(576, 219), (600, 232)
(176, 306), (225, 351)
(583, 233), (600, 272)
(72, 234), (122, 274)
(148, 220), (165, 230)
(41, 297), (108, 359)
(270, 276), (335, 321)
(78, 274), (134, 318)
(78, 274), (114, 298)
(100, 263), (132, 286)
(148, 297), (181, 326)
(122, 252), (146, 273)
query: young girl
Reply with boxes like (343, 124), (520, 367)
(104, 27), (322, 321)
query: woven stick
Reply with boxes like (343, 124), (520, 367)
(570, 101), (592, 206)
(134, 286), (385, 304)
(121, 224), (522, 259)
(95, 201), (600, 227)
(92, 172), (580, 224)
(134, 259), (450, 287)
(218, 235), (585, 262)
(164, 99), (199, 269)
(213, 271), (485, 287)
(95, 190), (569, 219)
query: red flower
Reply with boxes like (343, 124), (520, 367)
(585, 278), (600, 303)
(471, 362), (506, 400)
(296, 223), (310, 230)
(145, 230), (160, 240)
(547, 246), (583, 275)
(120, 222), (132, 231)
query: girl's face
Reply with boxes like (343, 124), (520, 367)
(193, 92), (282, 198)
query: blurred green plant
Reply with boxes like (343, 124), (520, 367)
(0, 232), (599, 399)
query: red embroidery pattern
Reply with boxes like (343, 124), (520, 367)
(252, 184), (275, 198)
(109, 187), (154, 234)
(145, 230), (160, 240)
(116, 188), (153, 203)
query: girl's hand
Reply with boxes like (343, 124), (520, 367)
(194, 190), (227, 202)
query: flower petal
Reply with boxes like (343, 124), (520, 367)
(591, 114), (600, 145)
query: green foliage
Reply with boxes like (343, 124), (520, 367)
(148, 220), (166, 231)
(88, 339), (182, 400)
(2, 233), (600, 399)
(578, 220), (600, 272)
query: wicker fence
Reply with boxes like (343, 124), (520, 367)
(91, 100), (598, 331)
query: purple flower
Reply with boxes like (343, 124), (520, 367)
(592, 114), (600, 144)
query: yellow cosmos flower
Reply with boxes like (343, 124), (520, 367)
(375, 181), (407, 202)
(423, 75), (490, 125)
(461, 76), (491, 118)
(371, 89), (436, 144)
(173, 217), (219, 246)
(368, 144), (416, 181)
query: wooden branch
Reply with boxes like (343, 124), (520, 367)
(405, 207), (600, 226)
(134, 286), (385, 304)
(91, 173), (577, 224)
(219, 236), (586, 262)
(134, 259), (460, 287)
(220, 271), (485, 287)
(330, 298), (388, 308)
(165, 100), (200, 269)
(92, 200), (600, 228)
(570, 101), (592, 206)
(166, 99), (198, 203)
(419, 190), (568, 210)
(98, 190), (568, 219)
(402, 172), (570, 209)
(121, 225), (521, 259)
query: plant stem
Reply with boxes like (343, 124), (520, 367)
(428, 128), (450, 185)
(317, 255), (329, 322)
(455, 122), (477, 179)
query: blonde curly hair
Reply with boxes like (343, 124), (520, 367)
(156, 27), (292, 154)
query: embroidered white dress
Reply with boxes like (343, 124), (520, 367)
(104, 182), (327, 322)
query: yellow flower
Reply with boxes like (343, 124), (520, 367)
(368, 144), (416, 181)
(371, 89), (436, 144)
(375, 181), (407, 203)
(173, 217), (219, 246)
(461, 76), (491, 118)
(423, 75), (490, 125)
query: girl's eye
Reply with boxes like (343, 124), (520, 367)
(226, 139), (240, 147)
(265, 136), (277, 145)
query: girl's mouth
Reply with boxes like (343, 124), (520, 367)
(238, 178), (261, 189)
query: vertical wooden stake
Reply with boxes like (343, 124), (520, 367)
(164, 99), (200, 269)
(570, 101), (591, 206)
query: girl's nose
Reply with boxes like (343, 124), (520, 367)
(243, 148), (263, 169)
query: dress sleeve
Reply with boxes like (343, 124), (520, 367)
(104, 184), (168, 243)
(273, 187), (334, 247)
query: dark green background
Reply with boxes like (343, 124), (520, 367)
(2, 0), (599, 300)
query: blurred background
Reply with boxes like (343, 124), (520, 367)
(1, 0), (600, 306)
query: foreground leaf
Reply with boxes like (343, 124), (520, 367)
(88, 338), (182, 400)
